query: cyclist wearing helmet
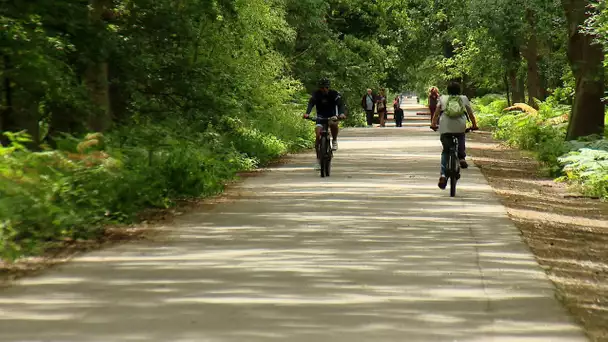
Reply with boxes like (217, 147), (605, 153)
(303, 78), (347, 167)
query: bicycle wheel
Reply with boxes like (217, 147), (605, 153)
(325, 151), (332, 177)
(450, 174), (457, 197)
(449, 152), (458, 197)
(320, 136), (329, 178)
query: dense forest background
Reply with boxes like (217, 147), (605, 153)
(1, 0), (607, 259)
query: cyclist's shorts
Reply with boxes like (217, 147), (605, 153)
(316, 122), (338, 128)
(315, 117), (337, 127)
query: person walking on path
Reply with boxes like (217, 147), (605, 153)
(428, 86), (440, 124)
(393, 96), (404, 127)
(361, 89), (375, 127)
(376, 88), (387, 127)
(431, 82), (479, 190)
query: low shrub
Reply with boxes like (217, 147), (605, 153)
(471, 93), (608, 195)
(1, 106), (313, 260)
(559, 148), (608, 200)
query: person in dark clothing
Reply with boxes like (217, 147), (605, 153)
(304, 78), (346, 169)
(304, 78), (347, 169)
(361, 89), (375, 127)
(428, 86), (439, 124)
(376, 88), (387, 127)
(393, 96), (404, 127)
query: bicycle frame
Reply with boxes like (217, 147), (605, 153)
(306, 116), (339, 177)
(430, 125), (474, 196)
(446, 136), (460, 177)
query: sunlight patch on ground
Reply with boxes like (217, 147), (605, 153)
(540, 258), (608, 273)
(547, 274), (608, 290)
(507, 208), (608, 229)
(0, 310), (78, 321)
(19, 277), (87, 286)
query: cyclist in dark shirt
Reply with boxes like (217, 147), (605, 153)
(303, 78), (346, 152)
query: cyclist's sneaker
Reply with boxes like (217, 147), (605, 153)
(460, 159), (468, 169)
(332, 140), (338, 151)
(438, 175), (447, 190)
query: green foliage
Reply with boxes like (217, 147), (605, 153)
(471, 96), (508, 129)
(0, 110), (313, 260)
(559, 148), (608, 200)
(221, 117), (287, 167)
(0, 133), (120, 259)
(475, 94), (571, 174)
(474, 93), (608, 197)
(7, 0), (604, 260)
(585, 1), (608, 69)
(396, 0), (571, 102)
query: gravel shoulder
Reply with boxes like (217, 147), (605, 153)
(468, 131), (608, 342)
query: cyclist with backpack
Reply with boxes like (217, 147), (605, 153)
(430, 82), (479, 190)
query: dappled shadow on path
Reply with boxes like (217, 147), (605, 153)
(0, 128), (585, 342)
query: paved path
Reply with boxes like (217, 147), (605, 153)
(0, 103), (587, 341)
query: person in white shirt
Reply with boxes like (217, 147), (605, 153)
(430, 82), (479, 190)
(361, 89), (375, 127)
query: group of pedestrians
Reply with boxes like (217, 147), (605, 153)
(360, 89), (404, 127)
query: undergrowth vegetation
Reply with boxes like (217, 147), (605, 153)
(0, 111), (313, 260)
(472, 95), (608, 200)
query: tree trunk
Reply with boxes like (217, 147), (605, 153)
(462, 74), (476, 98)
(46, 103), (85, 148)
(509, 68), (525, 103)
(504, 72), (512, 106)
(508, 46), (525, 103)
(0, 55), (39, 148)
(539, 66), (549, 100)
(15, 101), (40, 149)
(524, 8), (543, 109)
(0, 55), (13, 146)
(108, 62), (129, 124)
(562, 0), (605, 140)
(518, 75), (526, 103)
(84, 0), (113, 132)
(443, 40), (455, 59)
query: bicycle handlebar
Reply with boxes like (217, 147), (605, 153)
(430, 126), (478, 133)
(305, 116), (342, 123)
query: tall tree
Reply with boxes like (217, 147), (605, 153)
(524, 7), (543, 108)
(84, 0), (113, 132)
(562, 0), (605, 139)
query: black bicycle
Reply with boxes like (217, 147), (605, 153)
(306, 116), (339, 178)
(431, 127), (475, 197)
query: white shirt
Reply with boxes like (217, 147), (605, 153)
(438, 95), (469, 134)
(365, 94), (374, 110)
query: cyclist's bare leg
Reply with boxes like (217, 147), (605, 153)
(329, 121), (340, 150)
(329, 121), (339, 140)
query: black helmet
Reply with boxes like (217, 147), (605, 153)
(318, 77), (331, 88)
